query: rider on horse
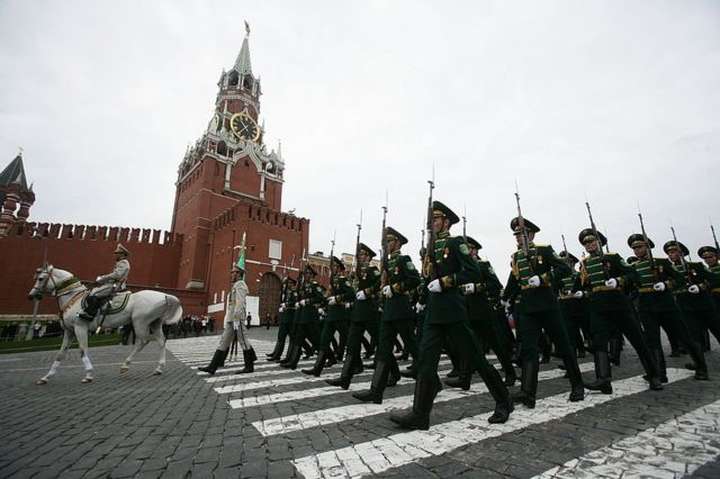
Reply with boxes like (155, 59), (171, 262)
(78, 244), (130, 321)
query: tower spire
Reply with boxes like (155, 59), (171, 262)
(233, 21), (252, 75)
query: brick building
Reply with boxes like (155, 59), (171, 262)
(0, 28), (310, 326)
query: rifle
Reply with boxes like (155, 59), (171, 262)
(514, 180), (531, 257)
(329, 230), (336, 292)
(423, 175), (438, 280)
(711, 221), (720, 251)
(670, 225), (693, 284)
(381, 193), (389, 286)
(585, 200), (608, 278)
(353, 210), (363, 279)
(561, 234), (571, 267)
(462, 204), (468, 247)
(637, 206), (657, 280)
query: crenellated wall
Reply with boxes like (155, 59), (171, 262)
(0, 221), (208, 317)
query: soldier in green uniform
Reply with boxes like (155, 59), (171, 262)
(665, 240), (719, 376)
(390, 201), (512, 430)
(557, 251), (591, 360)
(501, 218), (585, 408)
(353, 227), (420, 403)
(574, 229), (663, 393)
(453, 236), (517, 386)
(266, 276), (298, 361)
(302, 256), (355, 376)
(281, 265), (324, 369)
(699, 246), (720, 323)
(627, 234), (708, 381)
(326, 243), (382, 389)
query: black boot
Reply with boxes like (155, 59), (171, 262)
(301, 350), (327, 377)
(563, 356), (585, 402)
(512, 359), (538, 408)
(652, 349), (668, 383)
(198, 349), (225, 375)
(445, 355), (471, 391)
(353, 360), (388, 404)
(686, 340), (709, 381)
(281, 342), (302, 370)
(78, 296), (100, 322)
(400, 363), (417, 379)
(235, 348), (256, 374)
(609, 337), (621, 366)
(475, 357), (513, 423)
(585, 351), (612, 394)
(324, 353), (337, 368)
(326, 352), (356, 389)
(389, 375), (441, 430)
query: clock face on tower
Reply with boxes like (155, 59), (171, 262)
(230, 111), (260, 142)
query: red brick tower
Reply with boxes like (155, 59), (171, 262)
(170, 25), (308, 323)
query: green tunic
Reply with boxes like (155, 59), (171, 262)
(575, 253), (637, 311)
(671, 261), (717, 312)
(465, 259), (502, 321)
(326, 274), (355, 322)
(631, 257), (685, 312)
(503, 243), (571, 312)
(382, 251), (421, 321)
(298, 280), (325, 323)
(426, 232), (481, 324)
(351, 265), (381, 322)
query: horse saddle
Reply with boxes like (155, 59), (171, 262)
(81, 290), (131, 316)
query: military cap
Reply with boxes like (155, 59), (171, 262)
(663, 240), (689, 256)
(626, 256), (640, 264)
(464, 236), (482, 250)
(558, 250), (579, 264)
(357, 242), (376, 258)
(114, 243), (130, 256)
(510, 217), (540, 234)
(303, 264), (318, 276)
(627, 233), (654, 249)
(432, 201), (460, 225)
(578, 228), (607, 246)
(385, 227), (408, 245)
(698, 246), (719, 257)
(330, 255), (345, 271)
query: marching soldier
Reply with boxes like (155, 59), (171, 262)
(326, 243), (381, 389)
(556, 251), (591, 359)
(501, 218), (585, 408)
(575, 229), (663, 392)
(628, 234), (707, 381)
(390, 201), (512, 430)
(665, 240), (719, 376)
(455, 236), (517, 386)
(78, 244), (130, 321)
(281, 265), (324, 369)
(699, 245), (720, 319)
(302, 256), (354, 376)
(199, 263), (257, 374)
(266, 276), (298, 361)
(353, 227), (420, 403)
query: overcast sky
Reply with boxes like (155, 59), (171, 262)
(1, 1), (719, 279)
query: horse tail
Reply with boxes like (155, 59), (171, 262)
(162, 295), (183, 325)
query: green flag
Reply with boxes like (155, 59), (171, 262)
(235, 232), (247, 270)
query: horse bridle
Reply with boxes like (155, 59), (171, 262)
(33, 266), (87, 318)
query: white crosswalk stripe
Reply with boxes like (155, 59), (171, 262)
(291, 369), (695, 479)
(533, 398), (720, 478)
(252, 362), (594, 437)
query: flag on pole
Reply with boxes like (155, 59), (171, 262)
(235, 232), (247, 270)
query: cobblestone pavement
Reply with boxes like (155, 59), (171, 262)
(1, 327), (719, 478)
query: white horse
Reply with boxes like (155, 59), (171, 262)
(27, 265), (182, 384)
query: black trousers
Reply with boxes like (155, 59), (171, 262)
(319, 320), (349, 355)
(344, 320), (375, 376)
(467, 319), (514, 376)
(516, 308), (574, 362)
(270, 319), (292, 357)
(590, 307), (658, 376)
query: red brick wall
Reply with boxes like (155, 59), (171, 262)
(0, 222), (189, 316)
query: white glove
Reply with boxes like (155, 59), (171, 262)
(318, 308), (326, 316)
(95, 276), (102, 283)
(573, 291), (584, 298)
(328, 296), (337, 305)
(278, 304), (285, 313)
(528, 275), (541, 288)
(356, 290), (366, 301)
(294, 302), (300, 308)
(299, 299), (307, 306)
(653, 282), (666, 292)
(382, 285), (393, 298)
(461, 283), (475, 295)
(415, 302), (425, 313)
(604, 278), (618, 289)
(688, 284), (700, 294)
(427, 279), (442, 293)
(344, 303), (351, 309)
(500, 299), (510, 309)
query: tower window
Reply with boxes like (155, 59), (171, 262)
(217, 141), (227, 156)
(228, 71), (239, 87)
